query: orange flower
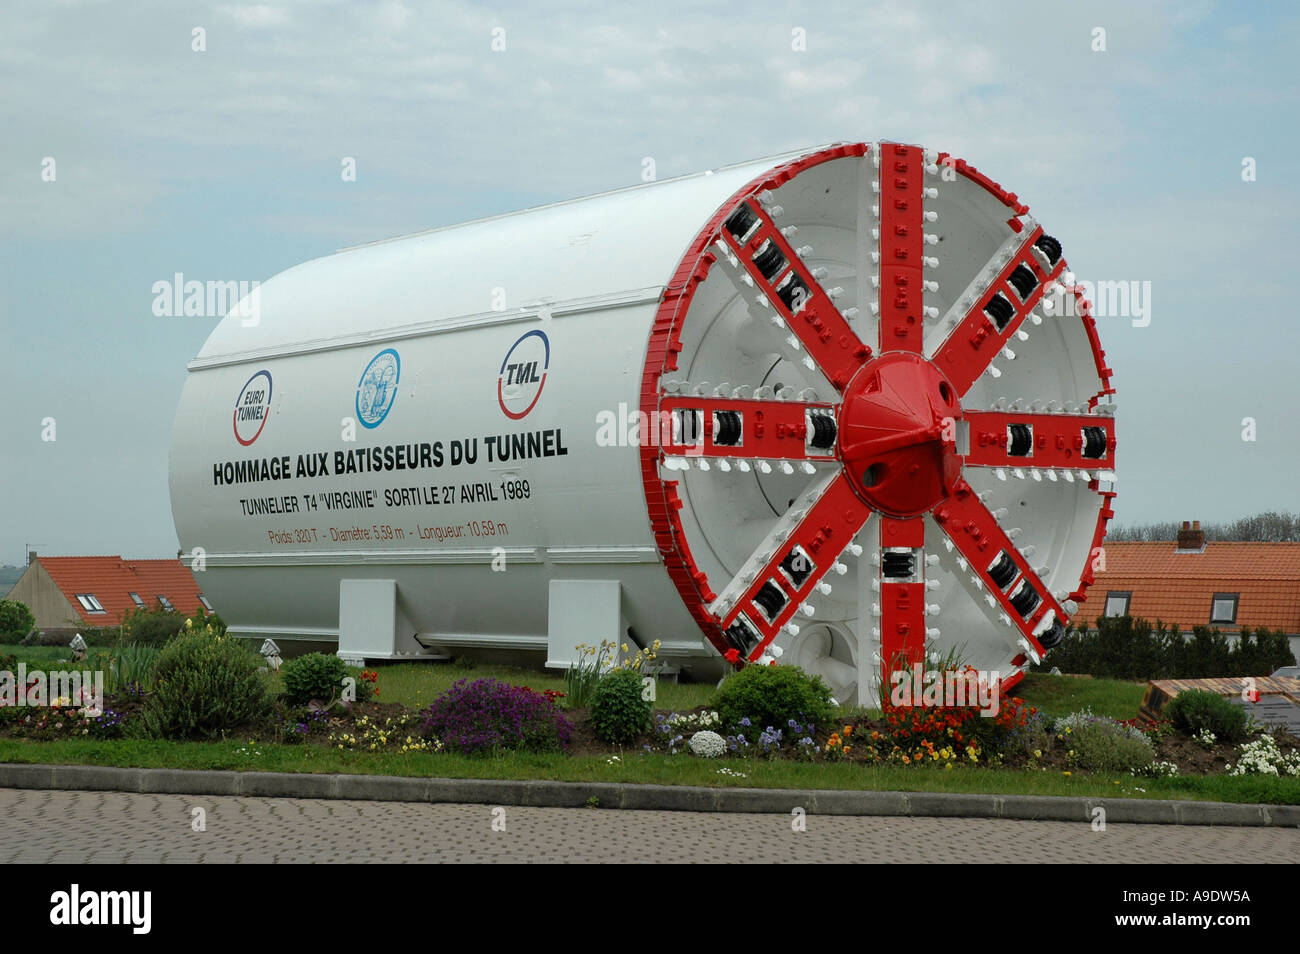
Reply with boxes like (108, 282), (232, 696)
(843, 725), (853, 737)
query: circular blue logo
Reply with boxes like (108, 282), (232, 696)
(356, 349), (400, 429)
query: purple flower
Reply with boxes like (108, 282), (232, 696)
(419, 678), (571, 755)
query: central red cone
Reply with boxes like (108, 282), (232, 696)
(837, 352), (963, 518)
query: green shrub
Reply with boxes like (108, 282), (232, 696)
(1059, 713), (1155, 773)
(1039, 616), (1295, 679)
(281, 652), (349, 705)
(0, 600), (35, 644)
(1165, 689), (1248, 744)
(140, 632), (272, 739)
(120, 606), (186, 646)
(588, 668), (652, 744)
(712, 664), (836, 741)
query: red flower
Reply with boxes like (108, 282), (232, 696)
(724, 649), (740, 664)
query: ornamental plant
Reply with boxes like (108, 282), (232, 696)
(1049, 709), (1155, 774)
(875, 695), (1034, 765)
(1225, 734), (1300, 777)
(281, 652), (350, 705)
(687, 730), (727, 758)
(140, 632), (272, 740)
(1164, 689), (1248, 744)
(588, 668), (652, 745)
(712, 664), (835, 743)
(420, 678), (571, 754)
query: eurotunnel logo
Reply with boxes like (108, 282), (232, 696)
(233, 370), (273, 446)
(498, 329), (549, 420)
(356, 348), (401, 429)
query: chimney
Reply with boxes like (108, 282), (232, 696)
(26, 550), (36, 565)
(1175, 520), (1205, 552)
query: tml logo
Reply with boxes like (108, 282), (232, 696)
(498, 329), (549, 420)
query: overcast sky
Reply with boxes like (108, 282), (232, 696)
(1, 0), (1296, 565)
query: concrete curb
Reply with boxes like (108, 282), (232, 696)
(1, 762), (1297, 826)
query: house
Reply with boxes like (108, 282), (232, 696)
(1076, 522), (1300, 662)
(5, 554), (214, 635)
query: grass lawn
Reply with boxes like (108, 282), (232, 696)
(1014, 673), (1147, 721)
(1, 737), (1296, 804)
(1, 645), (112, 668)
(353, 660), (717, 713)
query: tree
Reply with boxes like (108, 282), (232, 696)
(0, 599), (36, 643)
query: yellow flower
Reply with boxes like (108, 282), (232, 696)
(1063, 771), (1072, 776)
(944, 763), (953, 771)
(1033, 749), (1042, 758)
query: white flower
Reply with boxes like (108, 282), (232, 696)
(688, 730), (727, 758)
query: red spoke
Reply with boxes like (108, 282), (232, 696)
(931, 226), (1066, 396)
(876, 516), (927, 690)
(931, 480), (1066, 655)
(715, 473), (872, 660)
(877, 142), (926, 354)
(656, 396), (838, 460)
(962, 411), (1115, 471)
(718, 199), (870, 391)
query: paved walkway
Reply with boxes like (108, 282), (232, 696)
(1, 788), (1296, 862)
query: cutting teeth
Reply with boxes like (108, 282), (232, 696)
(779, 461), (794, 475)
(800, 462), (817, 474)
(756, 461), (772, 474)
(736, 460), (752, 473)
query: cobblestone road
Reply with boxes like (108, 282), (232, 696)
(1, 788), (1296, 863)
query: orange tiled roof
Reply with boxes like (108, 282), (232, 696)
(1075, 541), (1300, 634)
(36, 556), (210, 625)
